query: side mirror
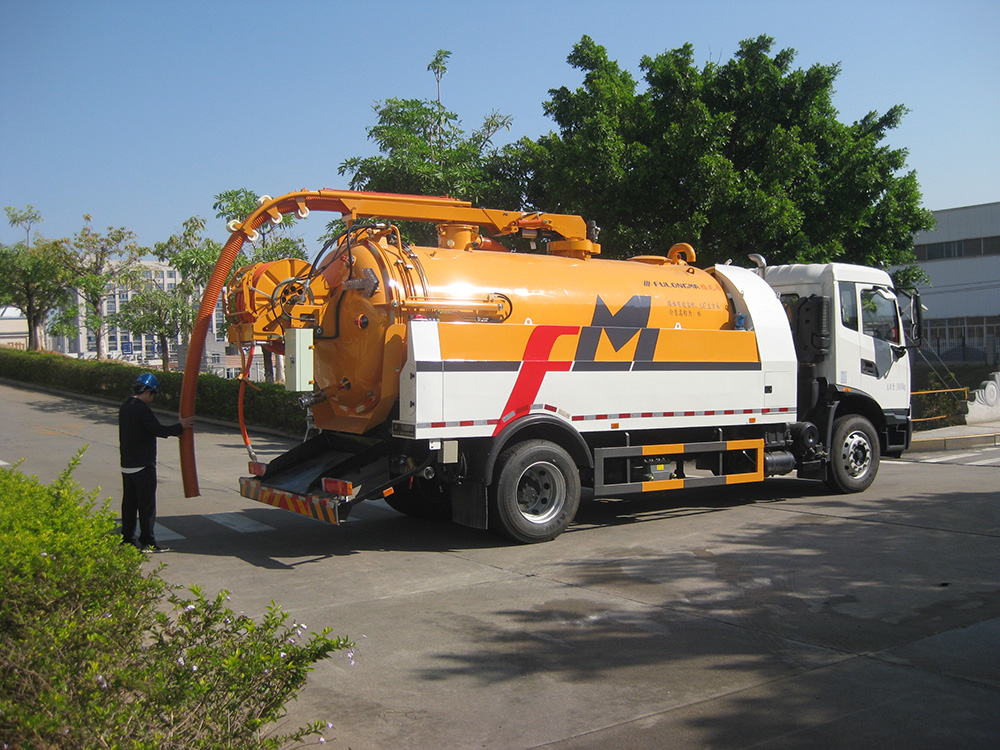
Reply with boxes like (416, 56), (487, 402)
(896, 287), (924, 348)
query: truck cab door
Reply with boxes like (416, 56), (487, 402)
(844, 281), (910, 409)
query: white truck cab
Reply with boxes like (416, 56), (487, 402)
(761, 262), (917, 464)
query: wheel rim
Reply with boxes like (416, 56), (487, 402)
(514, 460), (566, 525)
(840, 430), (873, 478)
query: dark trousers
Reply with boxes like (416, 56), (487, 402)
(122, 467), (157, 546)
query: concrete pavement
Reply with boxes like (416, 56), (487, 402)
(2, 380), (999, 749)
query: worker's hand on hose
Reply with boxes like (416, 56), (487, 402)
(180, 416), (195, 430)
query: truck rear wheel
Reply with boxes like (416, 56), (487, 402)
(826, 414), (880, 493)
(384, 475), (452, 521)
(491, 440), (580, 543)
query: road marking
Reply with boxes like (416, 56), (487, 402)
(921, 452), (980, 463)
(0, 459), (9, 467)
(153, 523), (185, 542)
(967, 456), (1000, 466)
(204, 512), (276, 533)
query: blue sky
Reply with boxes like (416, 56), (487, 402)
(1, 0), (997, 251)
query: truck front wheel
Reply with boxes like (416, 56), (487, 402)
(491, 440), (581, 543)
(826, 414), (880, 493)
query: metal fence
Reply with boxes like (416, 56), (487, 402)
(924, 336), (999, 365)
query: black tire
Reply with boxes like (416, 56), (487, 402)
(825, 414), (880, 493)
(490, 439), (581, 543)
(384, 475), (452, 521)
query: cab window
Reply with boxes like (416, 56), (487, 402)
(861, 287), (900, 343)
(838, 282), (858, 331)
(779, 293), (799, 323)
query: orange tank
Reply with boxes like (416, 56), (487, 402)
(305, 228), (735, 433)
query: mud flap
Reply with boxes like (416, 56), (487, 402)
(451, 480), (488, 529)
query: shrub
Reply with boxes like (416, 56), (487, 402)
(0, 452), (350, 749)
(0, 348), (305, 435)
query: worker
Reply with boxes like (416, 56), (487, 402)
(119, 372), (194, 551)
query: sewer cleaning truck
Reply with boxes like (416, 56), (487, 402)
(178, 190), (920, 543)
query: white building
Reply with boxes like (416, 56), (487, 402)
(0, 306), (29, 349)
(912, 202), (1000, 364)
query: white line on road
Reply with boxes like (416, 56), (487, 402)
(204, 512), (276, 533)
(154, 523), (185, 542)
(0, 459), (9, 466)
(967, 456), (1000, 466)
(921, 452), (981, 463)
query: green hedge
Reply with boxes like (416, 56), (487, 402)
(0, 348), (305, 435)
(0, 453), (349, 748)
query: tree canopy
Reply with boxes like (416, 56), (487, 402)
(514, 35), (933, 270)
(338, 50), (517, 245)
(0, 238), (74, 351)
(111, 285), (192, 372)
(213, 188), (306, 267)
(1, 206), (74, 351)
(59, 216), (145, 360)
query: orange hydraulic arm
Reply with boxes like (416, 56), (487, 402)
(179, 189), (598, 497)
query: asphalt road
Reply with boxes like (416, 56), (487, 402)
(2, 380), (998, 749)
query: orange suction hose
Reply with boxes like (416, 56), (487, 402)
(238, 344), (257, 461)
(179, 223), (257, 497)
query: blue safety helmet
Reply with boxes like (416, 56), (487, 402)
(134, 372), (159, 395)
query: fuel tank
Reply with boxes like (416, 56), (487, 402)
(308, 228), (735, 433)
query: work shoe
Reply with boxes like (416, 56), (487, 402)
(141, 543), (170, 553)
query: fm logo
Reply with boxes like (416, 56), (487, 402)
(575, 295), (658, 362)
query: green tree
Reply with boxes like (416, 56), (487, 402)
(4, 204), (43, 246)
(213, 189), (307, 382)
(2, 206), (75, 351)
(0, 238), (74, 351)
(136, 216), (226, 369)
(338, 50), (516, 245)
(153, 216), (223, 289)
(59, 216), (145, 360)
(515, 35), (934, 269)
(110, 284), (192, 372)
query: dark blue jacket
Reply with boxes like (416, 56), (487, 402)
(118, 396), (183, 469)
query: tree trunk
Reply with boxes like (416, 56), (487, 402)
(263, 349), (275, 383)
(26, 295), (40, 351)
(28, 316), (42, 352)
(159, 333), (170, 371)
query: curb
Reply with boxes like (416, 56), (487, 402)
(909, 432), (1000, 453)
